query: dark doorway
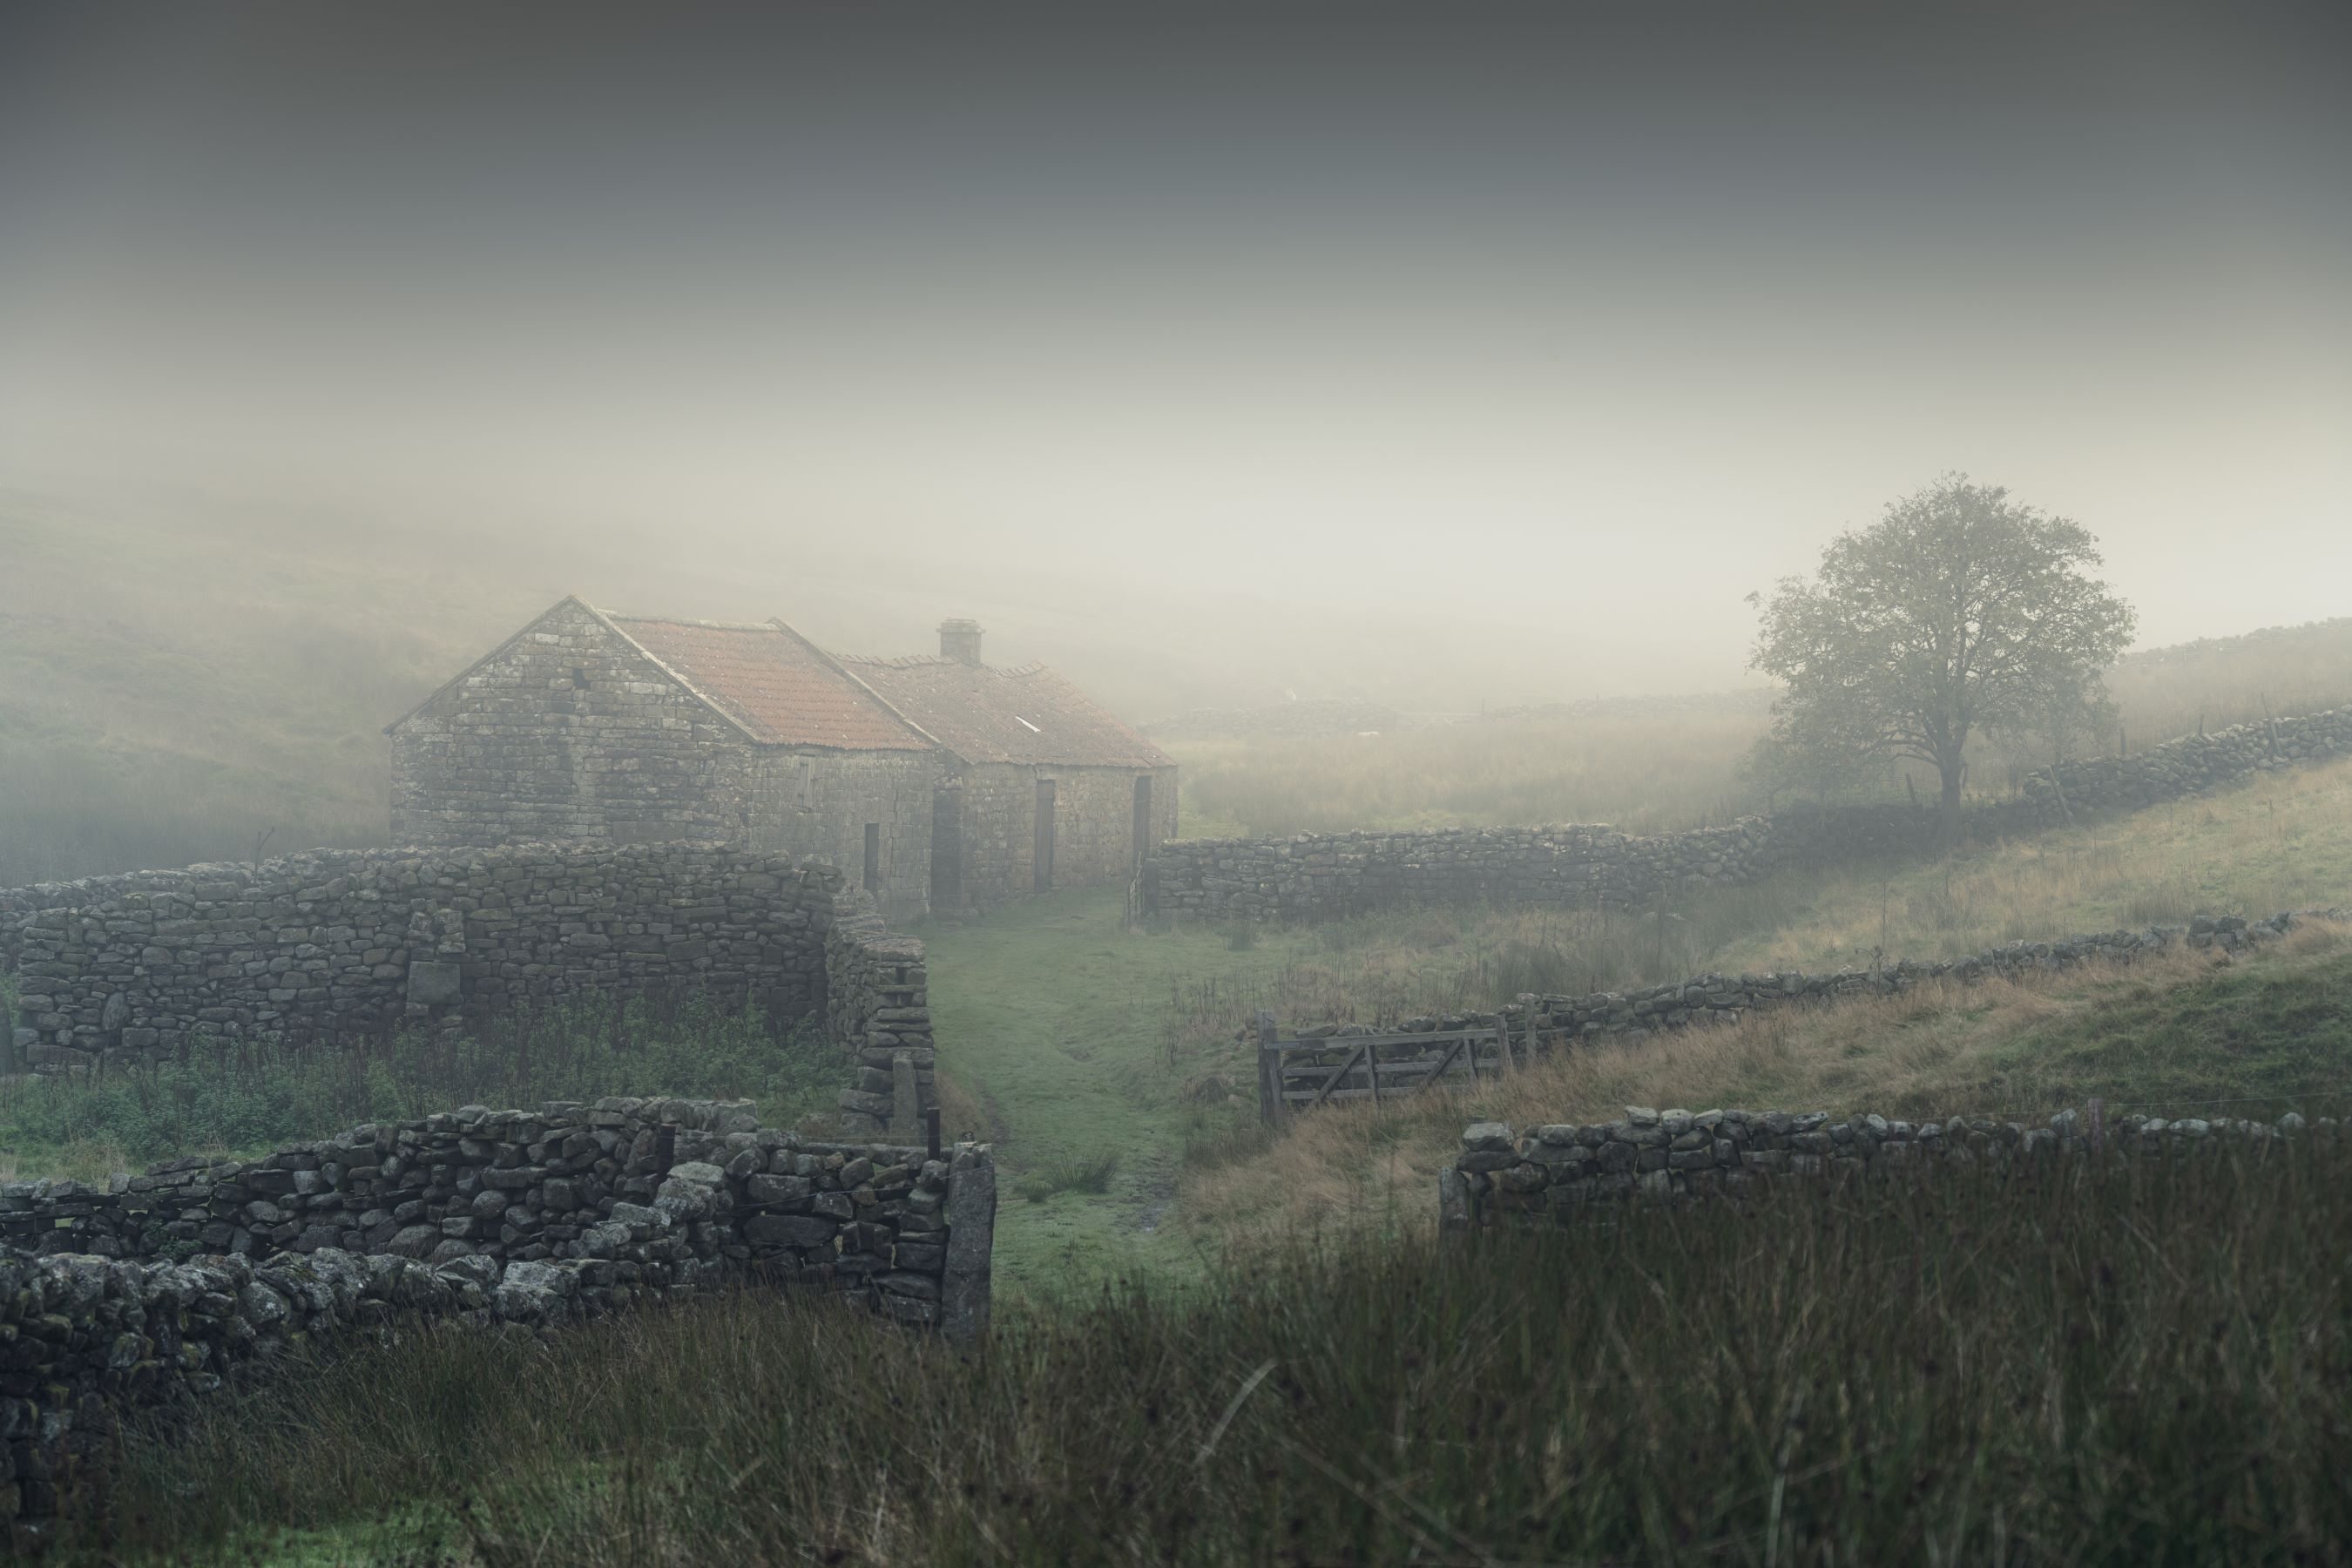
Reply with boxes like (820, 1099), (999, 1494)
(1132, 775), (1153, 869)
(1033, 778), (1057, 892)
(930, 781), (963, 908)
(862, 823), (882, 894)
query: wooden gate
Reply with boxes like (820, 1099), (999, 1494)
(1254, 1013), (1527, 1123)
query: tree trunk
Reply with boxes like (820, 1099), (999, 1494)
(1937, 757), (1964, 848)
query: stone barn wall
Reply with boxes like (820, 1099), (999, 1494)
(0, 1096), (997, 1542)
(389, 598), (764, 848)
(1141, 705), (2352, 923)
(943, 762), (1179, 910)
(747, 749), (936, 918)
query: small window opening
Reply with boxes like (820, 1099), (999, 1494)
(571, 666), (590, 689)
(862, 823), (882, 893)
(798, 758), (815, 808)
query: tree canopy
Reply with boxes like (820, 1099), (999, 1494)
(1749, 474), (2136, 838)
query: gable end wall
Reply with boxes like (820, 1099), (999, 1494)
(389, 600), (760, 848)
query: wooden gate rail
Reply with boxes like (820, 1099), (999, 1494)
(1254, 1013), (1529, 1124)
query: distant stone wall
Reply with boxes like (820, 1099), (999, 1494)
(3, 843), (840, 1074)
(1260, 909), (2336, 1095)
(0, 1096), (997, 1541)
(2, 846), (943, 1139)
(1142, 706), (2352, 923)
(1441, 1105), (2340, 1230)
(1516, 909), (2328, 1047)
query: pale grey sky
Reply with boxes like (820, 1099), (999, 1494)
(3, 2), (2347, 707)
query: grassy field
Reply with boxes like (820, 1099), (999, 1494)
(910, 754), (2352, 1285)
(1165, 617), (2352, 841)
(1182, 923), (2352, 1260)
(60, 1139), (2352, 1565)
(0, 997), (855, 1188)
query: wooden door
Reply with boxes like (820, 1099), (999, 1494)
(1132, 775), (1153, 869)
(929, 781), (962, 907)
(1033, 778), (1056, 891)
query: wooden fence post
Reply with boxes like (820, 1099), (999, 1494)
(1255, 1010), (1282, 1126)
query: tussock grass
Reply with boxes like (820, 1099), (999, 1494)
(1713, 754), (2352, 972)
(65, 1142), (2352, 1565)
(0, 997), (853, 1183)
(1179, 923), (2352, 1262)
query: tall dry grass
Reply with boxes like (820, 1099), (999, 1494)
(1178, 921), (2352, 1262)
(71, 1138), (2352, 1565)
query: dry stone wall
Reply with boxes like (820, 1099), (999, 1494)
(1442, 1104), (2340, 1229)
(0, 1097), (997, 1541)
(1260, 909), (2337, 1096)
(1514, 909), (2328, 1046)
(3, 843), (839, 1074)
(825, 889), (936, 1135)
(1141, 705), (2352, 923)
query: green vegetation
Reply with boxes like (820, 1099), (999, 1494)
(922, 759), (2352, 1267)
(1748, 473), (2137, 839)
(1186, 923), (2352, 1260)
(62, 1144), (2352, 1565)
(0, 998), (852, 1185)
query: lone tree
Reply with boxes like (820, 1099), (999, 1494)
(1748, 474), (2135, 842)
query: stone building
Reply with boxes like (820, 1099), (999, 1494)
(386, 598), (1178, 916)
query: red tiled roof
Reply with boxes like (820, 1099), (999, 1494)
(604, 616), (933, 752)
(838, 654), (1173, 770)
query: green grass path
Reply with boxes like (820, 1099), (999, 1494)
(916, 889), (1311, 1295)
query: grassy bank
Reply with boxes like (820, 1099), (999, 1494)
(63, 1139), (2352, 1565)
(1182, 922), (2352, 1258)
(916, 754), (2352, 1291)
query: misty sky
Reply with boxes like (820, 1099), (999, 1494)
(3, 2), (2348, 702)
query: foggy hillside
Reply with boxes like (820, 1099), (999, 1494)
(8, 476), (2350, 884)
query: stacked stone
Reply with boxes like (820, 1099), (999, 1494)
(1141, 705), (2352, 924)
(0, 1100), (991, 1331)
(1442, 1105), (2341, 1228)
(1254, 910), (2337, 1097)
(2012, 705), (2352, 816)
(1519, 909), (2328, 1045)
(3, 842), (843, 1073)
(0, 1098), (998, 1537)
(0, 1247), (536, 1538)
(824, 889), (935, 1134)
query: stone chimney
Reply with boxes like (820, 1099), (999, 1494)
(938, 618), (985, 666)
